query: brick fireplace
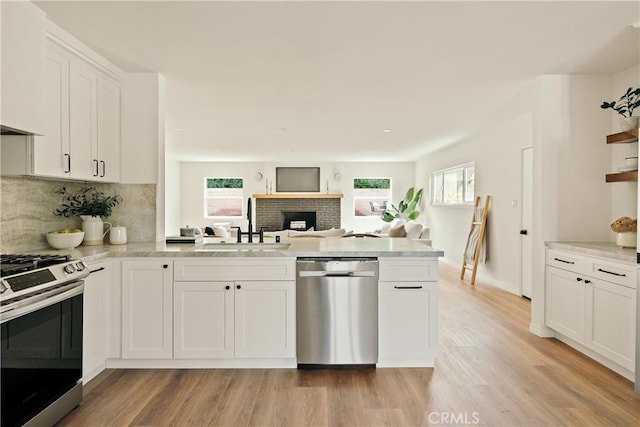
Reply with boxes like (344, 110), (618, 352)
(255, 197), (341, 231)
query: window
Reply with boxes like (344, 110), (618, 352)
(353, 178), (392, 217)
(431, 163), (474, 205)
(204, 178), (243, 217)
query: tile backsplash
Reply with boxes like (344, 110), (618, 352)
(0, 176), (156, 252)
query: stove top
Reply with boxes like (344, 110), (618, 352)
(0, 254), (71, 277)
(0, 254), (89, 313)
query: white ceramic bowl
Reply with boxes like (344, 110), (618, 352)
(46, 231), (85, 249)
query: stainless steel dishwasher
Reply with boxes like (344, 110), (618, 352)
(296, 257), (378, 367)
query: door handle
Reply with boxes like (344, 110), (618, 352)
(520, 230), (528, 235)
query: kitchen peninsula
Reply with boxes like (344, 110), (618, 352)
(61, 238), (443, 382)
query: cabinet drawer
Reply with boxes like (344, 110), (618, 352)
(585, 257), (636, 289)
(379, 258), (438, 282)
(174, 258), (295, 282)
(545, 250), (585, 274)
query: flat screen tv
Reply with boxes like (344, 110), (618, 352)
(276, 167), (320, 192)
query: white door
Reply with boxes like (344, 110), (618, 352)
(173, 281), (234, 359)
(521, 147), (533, 298)
(234, 281), (296, 359)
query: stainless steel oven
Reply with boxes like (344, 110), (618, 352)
(1, 254), (89, 427)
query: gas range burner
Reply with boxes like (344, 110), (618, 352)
(0, 254), (71, 278)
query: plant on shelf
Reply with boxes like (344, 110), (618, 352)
(382, 187), (423, 222)
(601, 87), (640, 131)
(54, 186), (123, 218)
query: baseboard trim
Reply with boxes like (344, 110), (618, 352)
(439, 257), (520, 295)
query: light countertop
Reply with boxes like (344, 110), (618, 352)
(545, 241), (636, 265)
(35, 237), (444, 264)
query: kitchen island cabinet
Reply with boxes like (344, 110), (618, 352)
(173, 259), (296, 364)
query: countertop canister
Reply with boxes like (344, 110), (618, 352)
(109, 226), (127, 245)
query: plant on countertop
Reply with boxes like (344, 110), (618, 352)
(382, 187), (423, 222)
(54, 186), (123, 218)
(600, 87), (640, 118)
(610, 216), (637, 233)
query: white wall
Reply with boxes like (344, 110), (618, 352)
(608, 64), (639, 226)
(415, 87), (535, 294)
(177, 161), (414, 233)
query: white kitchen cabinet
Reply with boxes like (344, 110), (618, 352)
(83, 261), (109, 383)
(1, 1), (46, 135)
(545, 248), (636, 376)
(173, 281), (234, 359)
(377, 258), (438, 367)
(173, 259), (296, 361)
(1, 22), (123, 182)
(234, 281), (296, 359)
(69, 59), (98, 180)
(544, 265), (586, 343)
(122, 260), (172, 359)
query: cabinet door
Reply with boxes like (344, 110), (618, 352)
(83, 262), (108, 383)
(173, 282), (234, 359)
(378, 282), (438, 365)
(97, 77), (121, 182)
(33, 45), (70, 178)
(69, 60), (98, 180)
(585, 278), (636, 370)
(122, 260), (172, 359)
(545, 266), (585, 342)
(234, 281), (296, 359)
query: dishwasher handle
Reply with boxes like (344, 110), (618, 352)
(299, 270), (376, 278)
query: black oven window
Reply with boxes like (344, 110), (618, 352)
(1, 294), (83, 427)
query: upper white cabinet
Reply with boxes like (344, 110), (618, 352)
(1, 1), (46, 134)
(1, 20), (123, 182)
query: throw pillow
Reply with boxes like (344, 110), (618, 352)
(404, 221), (423, 239)
(388, 224), (406, 238)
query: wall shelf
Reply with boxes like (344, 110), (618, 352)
(606, 129), (638, 144)
(605, 171), (638, 183)
(605, 129), (638, 183)
(253, 193), (343, 199)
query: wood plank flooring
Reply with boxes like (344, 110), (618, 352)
(59, 262), (640, 426)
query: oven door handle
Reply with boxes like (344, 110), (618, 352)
(0, 283), (84, 324)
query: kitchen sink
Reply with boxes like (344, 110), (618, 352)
(195, 242), (291, 251)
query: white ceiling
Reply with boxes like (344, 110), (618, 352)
(34, 1), (640, 162)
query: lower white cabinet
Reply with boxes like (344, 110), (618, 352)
(83, 261), (109, 382)
(545, 248), (636, 374)
(377, 258), (438, 367)
(121, 260), (173, 359)
(173, 280), (295, 360)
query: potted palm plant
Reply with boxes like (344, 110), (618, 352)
(55, 186), (122, 245)
(382, 187), (423, 222)
(601, 87), (640, 131)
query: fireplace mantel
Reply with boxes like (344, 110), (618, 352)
(253, 193), (343, 199)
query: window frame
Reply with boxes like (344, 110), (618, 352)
(430, 162), (475, 206)
(352, 177), (393, 218)
(203, 177), (244, 218)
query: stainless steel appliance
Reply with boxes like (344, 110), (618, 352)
(296, 257), (378, 367)
(1, 254), (89, 427)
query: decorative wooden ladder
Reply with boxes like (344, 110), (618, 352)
(460, 195), (491, 285)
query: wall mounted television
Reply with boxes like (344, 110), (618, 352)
(276, 167), (320, 192)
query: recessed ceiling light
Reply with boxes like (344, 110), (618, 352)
(631, 19), (640, 29)
(171, 127), (183, 131)
(383, 129), (391, 133)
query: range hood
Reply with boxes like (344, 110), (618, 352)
(0, 125), (37, 135)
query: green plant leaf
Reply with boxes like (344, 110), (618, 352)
(407, 211), (420, 221)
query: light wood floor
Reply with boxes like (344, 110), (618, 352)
(59, 262), (640, 426)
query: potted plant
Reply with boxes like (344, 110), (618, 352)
(382, 187), (423, 223)
(610, 216), (637, 248)
(55, 186), (122, 245)
(600, 87), (640, 131)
